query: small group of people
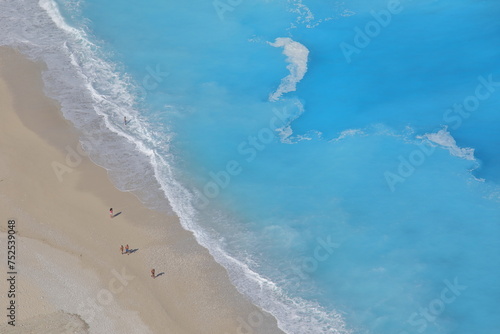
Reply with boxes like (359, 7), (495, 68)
(120, 244), (131, 255)
(112, 209), (157, 279)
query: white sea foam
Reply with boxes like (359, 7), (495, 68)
(287, 0), (340, 29)
(39, 0), (79, 35)
(330, 129), (365, 142)
(422, 128), (475, 161)
(275, 98), (306, 143)
(289, 0), (315, 26)
(268, 37), (309, 102)
(0, 1), (350, 333)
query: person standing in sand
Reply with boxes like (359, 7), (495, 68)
(151, 269), (155, 279)
(125, 244), (130, 254)
(124, 116), (127, 125)
(120, 245), (124, 254)
(109, 208), (113, 218)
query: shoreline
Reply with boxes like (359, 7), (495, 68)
(0, 46), (284, 334)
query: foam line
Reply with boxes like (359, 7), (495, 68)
(423, 128), (475, 161)
(269, 37), (309, 102)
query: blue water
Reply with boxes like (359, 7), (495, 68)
(2, 0), (500, 333)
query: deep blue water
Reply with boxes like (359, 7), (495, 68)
(1, 0), (499, 333)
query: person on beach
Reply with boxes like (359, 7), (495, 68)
(125, 244), (130, 254)
(151, 269), (155, 279)
(120, 245), (124, 254)
(109, 208), (113, 218)
(124, 116), (127, 125)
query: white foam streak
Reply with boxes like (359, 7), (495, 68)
(39, 0), (79, 35)
(275, 99), (306, 143)
(330, 129), (365, 142)
(269, 37), (309, 102)
(287, 0), (341, 28)
(422, 128), (475, 161)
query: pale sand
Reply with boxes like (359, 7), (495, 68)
(0, 47), (284, 334)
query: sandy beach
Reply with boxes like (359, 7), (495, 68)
(0, 47), (284, 334)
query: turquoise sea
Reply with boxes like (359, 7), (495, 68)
(1, 0), (499, 333)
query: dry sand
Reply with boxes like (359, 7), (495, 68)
(0, 47), (284, 334)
